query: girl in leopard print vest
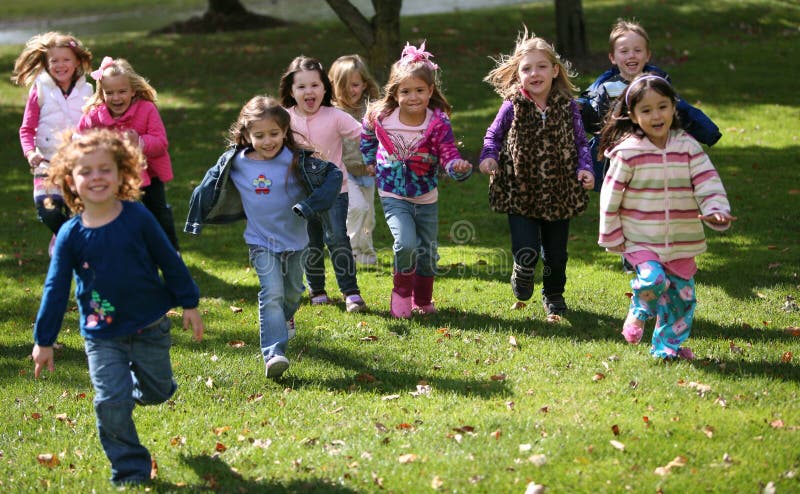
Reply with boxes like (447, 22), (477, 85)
(479, 30), (594, 321)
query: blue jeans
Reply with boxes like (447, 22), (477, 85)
(84, 316), (176, 484)
(507, 214), (570, 297)
(380, 197), (438, 276)
(250, 246), (305, 360)
(304, 192), (359, 295)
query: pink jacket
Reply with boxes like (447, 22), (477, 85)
(78, 99), (172, 187)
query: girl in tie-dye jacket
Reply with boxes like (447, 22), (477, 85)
(598, 74), (734, 360)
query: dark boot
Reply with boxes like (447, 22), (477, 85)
(511, 263), (535, 301)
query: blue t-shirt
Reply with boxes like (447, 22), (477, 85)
(34, 201), (199, 346)
(230, 147), (308, 252)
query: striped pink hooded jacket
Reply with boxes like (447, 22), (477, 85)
(598, 130), (731, 262)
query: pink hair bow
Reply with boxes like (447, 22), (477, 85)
(400, 41), (438, 70)
(90, 56), (114, 81)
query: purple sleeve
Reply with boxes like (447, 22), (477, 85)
(19, 89), (40, 157)
(479, 101), (514, 162)
(571, 100), (593, 175)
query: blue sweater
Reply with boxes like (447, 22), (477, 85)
(34, 201), (199, 346)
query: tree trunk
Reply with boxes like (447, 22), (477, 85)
(208, 0), (248, 15)
(554, 0), (589, 59)
(324, 0), (402, 84)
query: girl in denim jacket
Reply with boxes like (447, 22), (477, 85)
(362, 42), (473, 318)
(186, 96), (341, 378)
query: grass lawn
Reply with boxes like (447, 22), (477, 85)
(1, 0), (799, 492)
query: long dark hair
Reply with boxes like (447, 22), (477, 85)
(598, 74), (681, 155)
(278, 56), (333, 108)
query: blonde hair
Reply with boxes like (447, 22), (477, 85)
(11, 32), (92, 87)
(84, 58), (157, 112)
(608, 19), (650, 54)
(47, 129), (143, 213)
(328, 54), (380, 113)
(484, 28), (577, 100)
(365, 43), (451, 126)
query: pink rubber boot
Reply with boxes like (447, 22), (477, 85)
(390, 271), (414, 318)
(412, 274), (436, 314)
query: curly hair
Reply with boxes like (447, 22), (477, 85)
(483, 27), (577, 100)
(47, 129), (143, 213)
(11, 32), (92, 87)
(83, 58), (157, 112)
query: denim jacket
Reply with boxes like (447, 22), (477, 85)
(184, 146), (342, 235)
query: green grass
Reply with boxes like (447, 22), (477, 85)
(1, 0), (799, 492)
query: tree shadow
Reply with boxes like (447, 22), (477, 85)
(170, 453), (359, 493)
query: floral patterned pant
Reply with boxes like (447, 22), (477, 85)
(629, 261), (696, 359)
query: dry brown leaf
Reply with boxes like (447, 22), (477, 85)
(509, 335), (518, 347)
(510, 301), (527, 310)
(431, 475), (444, 490)
(227, 340), (246, 348)
(611, 424), (620, 436)
(490, 374), (506, 381)
(360, 335), (378, 342)
(205, 376), (214, 388)
(170, 435), (186, 446)
(525, 482), (546, 494)
(546, 314), (562, 324)
(703, 425), (714, 438)
(398, 453), (418, 464)
(229, 305), (243, 313)
(382, 394), (400, 401)
(593, 373), (605, 382)
(784, 326), (800, 336)
(654, 455), (687, 475)
(355, 373), (376, 383)
(781, 352), (793, 363)
(37, 453), (60, 468)
(609, 440), (625, 451)
(770, 419), (785, 429)
(490, 429), (501, 440)
(215, 442), (227, 452)
(528, 454), (547, 466)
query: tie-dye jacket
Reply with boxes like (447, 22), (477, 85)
(360, 109), (471, 198)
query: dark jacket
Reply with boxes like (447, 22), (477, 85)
(184, 146), (342, 235)
(578, 64), (722, 191)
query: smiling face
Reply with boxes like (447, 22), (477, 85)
(396, 76), (433, 125)
(46, 47), (79, 91)
(101, 74), (134, 117)
(69, 149), (121, 209)
(630, 88), (675, 148)
(246, 118), (288, 161)
(517, 50), (558, 104)
(609, 31), (651, 81)
(346, 72), (366, 106)
(291, 69), (326, 117)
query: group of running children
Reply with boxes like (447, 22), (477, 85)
(15, 19), (734, 484)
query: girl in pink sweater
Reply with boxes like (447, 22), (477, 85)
(78, 57), (179, 251)
(598, 75), (734, 360)
(12, 32), (93, 246)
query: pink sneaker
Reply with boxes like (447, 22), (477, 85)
(412, 303), (436, 314)
(677, 347), (696, 360)
(310, 292), (330, 305)
(621, 314), (644, 344)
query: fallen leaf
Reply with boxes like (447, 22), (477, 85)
(382, 394), (400, 401)
(546, 313), (562, 323)
(703, 425), (714, 438)
(205, 376), (214, 388)
(37, 453), (60, 468)
(229, 305), (243, 313)
(31, 412), (42, 420)
(525, 481), (546, 494)
(490, 429), (501, 440)
(215, 442), (227, 452)
(170, 435), (186, 446)
(509, 335), (518, 347)
(410, 384), (431, 397)
(593, 373), (605, 382)
(490, 374), (506, 381)
(610, 440), (625, 451)
(528, 454), (547, 466)
(783, 327), (800, 336)
(213, 426), (231, 435)
(227, 340), (246, 348)
(398, 453), (418, 464)
(770, 419), (784, 429)
(510, 301), (527, 310)
(431, 475), (444, 490)
(252, 438), (271, 449)
(611, 424), (620, 436)
(781, 352), (793, 363)
(360, 335), (378, 342)
(355, 373), (376, 383)
(654, 455), (687, 475)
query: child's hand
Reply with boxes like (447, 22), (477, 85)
(479, 158), (499, 175)
(124, 129), (141, 146)
(366, 165), (376, 176)
(698, 212), (737, 226)
(32, 344), (55, 378)
(452, 159), (473, 174)
(578, 170), (595, 190)
(606, 244), (625, 253)
(183, 308), (205, 342)
(27, 151), (45, 172)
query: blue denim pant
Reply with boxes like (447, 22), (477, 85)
(304, 192), (359, 295)
(250, 246), (305, 360)
(507, 214), (570, 297)
(84, 316), (176, 484)
(628, 261), (697, 359)
(380, 197), (438, 276)
(33, 174), (69, 234)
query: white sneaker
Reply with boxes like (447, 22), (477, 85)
(286, 319), (296, 340)
(265, 355), (290, 378)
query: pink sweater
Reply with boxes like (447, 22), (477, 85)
(78, 99), (172, 187)
(287, 105), (361, 193)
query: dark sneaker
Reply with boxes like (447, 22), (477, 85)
(542, 294), (568, 317)
(510, 264), (534, 301)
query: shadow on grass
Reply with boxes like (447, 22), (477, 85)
(1, 342), (92, 388)
(165, 453), (359, 494)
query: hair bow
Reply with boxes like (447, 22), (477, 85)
(90, 56), (115, 81)
(399, 41), (438, 70)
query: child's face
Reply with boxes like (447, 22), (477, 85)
(101, 74), (134, 117)
(396, 76), (433, 123)
(291, 69), (325, 117)
(609, 32), (651, 81)
(70, 149), (121, 209)
(630, 89), (675, 148)
(246, 118), (288, 161)
(46, 47), (79, 91)
(517, 51), (558, 103)
(346, 72), (366, 106)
